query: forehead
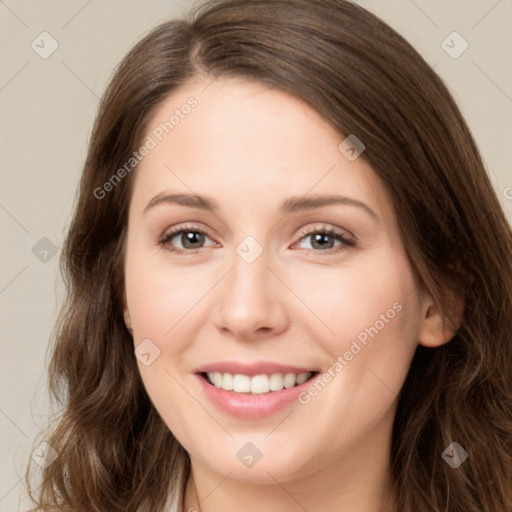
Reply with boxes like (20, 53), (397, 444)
(129, 77), (393, 225)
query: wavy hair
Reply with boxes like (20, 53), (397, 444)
(25, 0), (512, 510)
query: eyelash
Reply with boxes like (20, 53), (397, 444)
(158, 223), (355, 256)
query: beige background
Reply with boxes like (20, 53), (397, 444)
(0, 1), (511, 510)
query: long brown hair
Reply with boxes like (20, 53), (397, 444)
(25, 1), (512, 510)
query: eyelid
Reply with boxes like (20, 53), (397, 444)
(161, 222), (352, 241)
(295, 223), (354, 242)
(159, 222), (218, 246)
(159, 222), (354, 254)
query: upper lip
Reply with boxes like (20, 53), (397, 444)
(195, 361), (319, 377)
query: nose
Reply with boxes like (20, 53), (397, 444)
(215, 243), (288, 341)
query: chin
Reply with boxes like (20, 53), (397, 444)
(190, 437), (320, 485)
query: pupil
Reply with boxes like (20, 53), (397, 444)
(312, 233), (333, 250)
(183, 231), (204, 248)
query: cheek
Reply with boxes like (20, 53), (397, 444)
(297, 252), (421, 413)
(125, 254), (212, 345)
(291, 252), (418, 351)
(304, 256), (419, 377)
(293, 271), (419, 463)
(125, 251), (206, 436)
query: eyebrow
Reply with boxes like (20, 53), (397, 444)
(143, 192), (379, 221)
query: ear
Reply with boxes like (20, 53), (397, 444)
(418, 290), (464, 348)
(122, 288), (132, 332)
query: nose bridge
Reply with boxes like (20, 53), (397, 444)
(229, 234), (271, 303)
(216, 233), (282, 336)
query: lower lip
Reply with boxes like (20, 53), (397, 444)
(195, 373), (317, 419)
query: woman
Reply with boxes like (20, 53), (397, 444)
(25, 0), (512, 511)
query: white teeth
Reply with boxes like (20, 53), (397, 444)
(251, 375), (270, 394)
(283, 373), (296, 389)
(295, 372), (310, 385)
(212, 372), (222, 388)
(222, 372), (234, 391)
(269, 373), (284, 391)
(232, 374), (251, 392)
(206, 371), (313, 394)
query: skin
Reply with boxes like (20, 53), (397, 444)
(122, 76), (456, 512)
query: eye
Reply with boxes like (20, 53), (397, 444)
(158, 223), (354, 255)
(158, 224), (217, 254)
(292, 225), (354, 255)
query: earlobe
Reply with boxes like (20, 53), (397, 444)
(417, 293), (464, 348)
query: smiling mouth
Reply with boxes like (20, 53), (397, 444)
(200, 371), (320, 395)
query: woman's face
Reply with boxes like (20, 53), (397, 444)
(123, 77), (435, 485)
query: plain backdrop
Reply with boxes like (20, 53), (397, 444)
(0, 1), (511, 510)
